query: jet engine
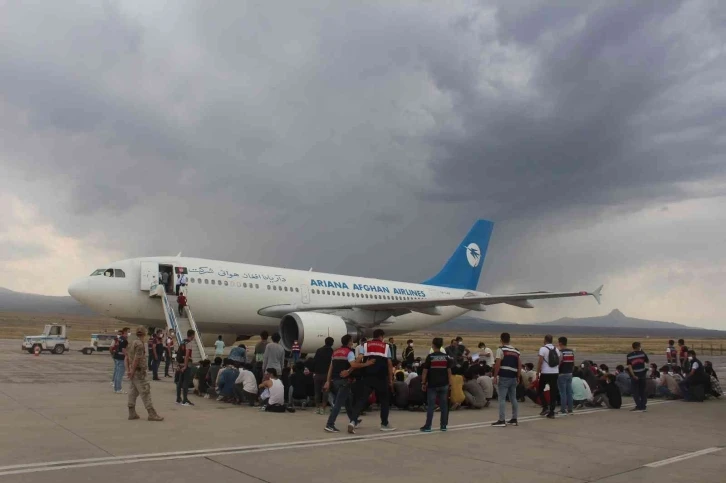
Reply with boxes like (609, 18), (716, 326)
(279, 312), (360, 353)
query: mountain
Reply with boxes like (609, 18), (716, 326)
(0, 287), (96, 316)
(429, 316), (505, 332)
(540, 309), (691, 329)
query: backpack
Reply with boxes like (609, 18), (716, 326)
(176, 342), (187, 364)
(546, 346), (560, 367)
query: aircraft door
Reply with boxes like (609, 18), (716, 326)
(301, 285), (310, 304)
(140, 261), (159, 291)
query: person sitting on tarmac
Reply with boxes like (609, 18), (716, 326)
(449, 367), (465, 410)
(393, 372), (409, 409)
(656, 365), (681, 399)
(463, 368), (487, 409)
(571, 368), (593, 409)
(407, 369), (426, 410)
(259, 368), (294, 413)
(592, 374), (622, 409)
(205, 357), (223, 399)
(476, 364), (494, 405)
(216, 359), (239, 402)
(195, 359), (211, 396)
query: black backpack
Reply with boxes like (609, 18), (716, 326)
(176, 342), (187, 364)
(546, 346), (560, 367)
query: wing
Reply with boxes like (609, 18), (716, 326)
(258, 285), (603, 318)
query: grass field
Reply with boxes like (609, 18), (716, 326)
(2, 311), (725, 356)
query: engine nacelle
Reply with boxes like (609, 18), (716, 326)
(279, 312), (360, 353)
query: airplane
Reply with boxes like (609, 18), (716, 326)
(68, 220), (602, 352)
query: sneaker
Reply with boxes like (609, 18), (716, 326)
(559, 411), (567, 415)
(507, 419), (518, 426)
(380, 424), (396, 432)
(539, 408), (549, 416)
(440, 425), (447, 432)
(324, 425), (340, 433)
(347, 422), (356, 434)
(491, 420), (507, 427)
(640, 408), (647, 412)
(175, 400), (182, 405)
(114, 390), (127, 395)
(419, 426), (432, 433)
(546, 412), (556, 419)
(630, 407), (640, 412)
(567, 410), (573, 415)
(355, 419), (362, 427)
(182, 401), (195, 407)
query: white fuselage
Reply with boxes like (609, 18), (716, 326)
(68, 257), (482, 340)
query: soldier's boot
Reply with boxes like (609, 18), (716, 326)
(147, 408), (164, 422)
(128, 406), (140, 420)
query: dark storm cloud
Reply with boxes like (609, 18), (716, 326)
(421, 1), (726, 221)
(0, 1), (724, 325)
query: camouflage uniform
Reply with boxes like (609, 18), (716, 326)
(127, 336), (163, 421)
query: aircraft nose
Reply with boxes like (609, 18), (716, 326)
(68, 278), (89, 302)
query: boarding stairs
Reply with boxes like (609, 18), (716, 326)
(149, 284), (208, 361)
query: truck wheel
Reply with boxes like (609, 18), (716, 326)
(53, 345), (65, 355)
(82, 348), (92, 355)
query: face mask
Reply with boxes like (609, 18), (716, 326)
(409, 343), (413, 347)
(688, 357), (693, 361)
(458, 341), (463, 345)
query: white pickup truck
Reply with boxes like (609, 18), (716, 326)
(22, 324), (70, 355)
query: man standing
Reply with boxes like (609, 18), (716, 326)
(536, 335), (561, 419)
(557, 336), (575, 416)
(161, 270), (170, 293)
(126, 326), (163, 421)
(492, 332), (521, 427)
(626, 341), (650, 412)
(677, 339), (688, 370)
(254, 331), (270, 383)
(349, 329), (396, 433)
(324, 335), (374, 432)
(420, 337), (454, 432)
(164, 330), (175, 378)
(313, 337), (334, 415)
(666, 340), (677, 367)
(176, 271), (187, 296)
(403, 339), (415, 368)
(151, 330), (164, 381)
(175, 329), (196, 406)
(111, 328), (129, 394)
(388, 337), (398, 364)
(262, 332), (285, 375)
(477, 342), (494, 368)
(214, 335), (225, 358)
(291, 340), (301, 363)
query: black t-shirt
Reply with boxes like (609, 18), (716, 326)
(113, 337), (128, 361)
(423, 352), (454, 388)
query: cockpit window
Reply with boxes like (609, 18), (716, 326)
(90, 269), (106, 276)
(114, 269), (126, 278)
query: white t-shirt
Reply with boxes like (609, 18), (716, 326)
(235, 369), (258, 393)
(478, 347), (494, 367)
(268, 378), (284, 405)
(538, 344), (561, 374)
(215, 340), (225, 355)
(690, 361), (700, 370)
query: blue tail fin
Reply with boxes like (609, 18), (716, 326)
(422, 220), (494, 290)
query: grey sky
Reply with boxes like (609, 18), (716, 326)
(0, 1), (724, 328)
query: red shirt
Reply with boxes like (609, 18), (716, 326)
(178, 295), (187, 306)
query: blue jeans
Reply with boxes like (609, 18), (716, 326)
(424, 385), (449, 429)
(326, 379), (354, 427)
(631, 376), (647, 409)
(113, 359), (125, 392)
(292, 353), (300, 363)
(497, 377), (519, 421)
(558, 373), (573, 413)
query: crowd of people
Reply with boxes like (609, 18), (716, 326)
(110, 327), (722, 429)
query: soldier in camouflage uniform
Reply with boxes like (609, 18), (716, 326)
(126, 326), (164, 421)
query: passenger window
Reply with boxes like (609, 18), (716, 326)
(114, 269), (125, 278)
(295, 288), (299, 292)
(284, 287), (288, 292)
(190, 278), (195, 284)
(255, 284), (259, 289)
(204, 279), (209, 284)
(267, 285), (271, 290)
(224, 281), (228, 286)
(243, 283), (247, 288)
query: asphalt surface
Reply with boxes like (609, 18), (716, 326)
(1, 339), (724, 482)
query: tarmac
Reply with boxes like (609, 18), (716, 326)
(1, 339), (724, 482)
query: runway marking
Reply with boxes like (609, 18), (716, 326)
(643, 447), (723, 468)
(0, 400), (672, 477)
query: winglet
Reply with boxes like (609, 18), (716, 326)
(591, 285), (603, 305)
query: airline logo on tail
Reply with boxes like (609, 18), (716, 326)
(465, 243), (481, 268)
